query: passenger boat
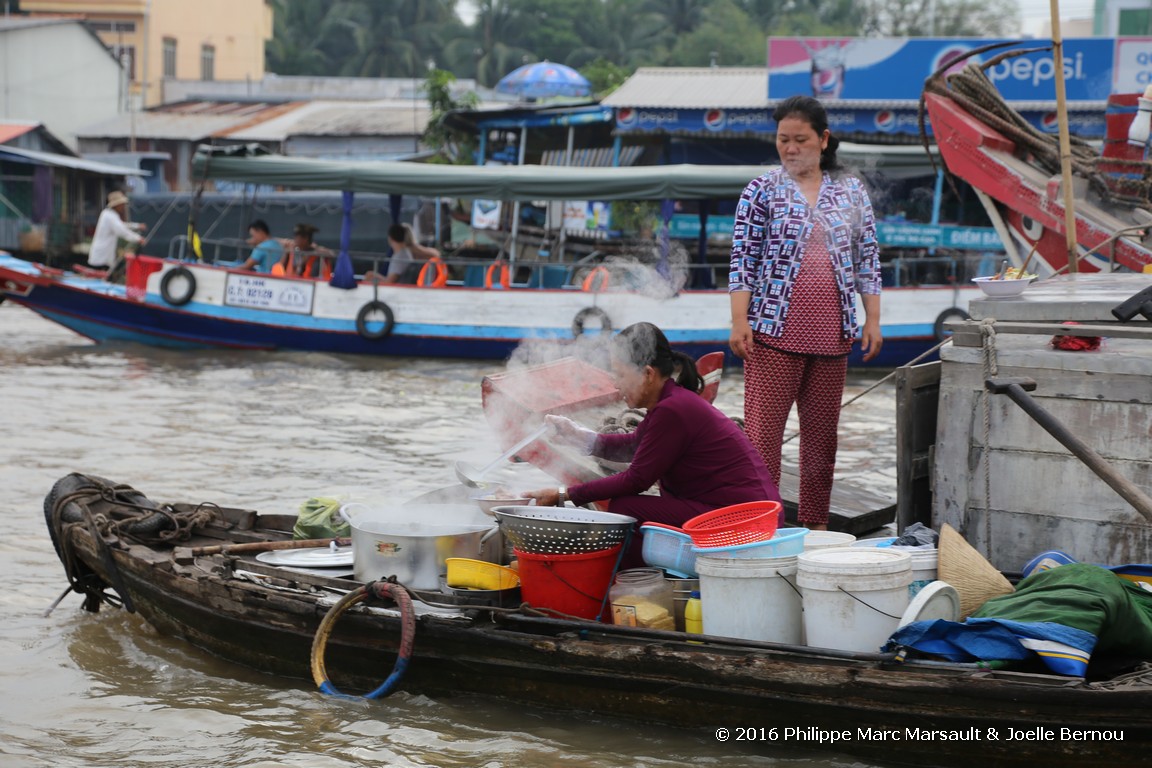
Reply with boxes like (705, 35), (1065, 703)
(42, 470), (1151, 768)
(0, 148), (981, 367)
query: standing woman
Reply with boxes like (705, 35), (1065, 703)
(728, 95), (882, 531)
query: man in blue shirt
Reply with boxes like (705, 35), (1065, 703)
(237, 219), (282, 272)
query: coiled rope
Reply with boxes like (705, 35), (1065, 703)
(920, 42), (1137, 210)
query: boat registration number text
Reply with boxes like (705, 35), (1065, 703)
(224, 275), (315, 315)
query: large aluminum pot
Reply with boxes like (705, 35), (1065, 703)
(345, 503), (500, 590)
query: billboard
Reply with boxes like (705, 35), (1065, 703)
(768, 38), (1128, 103)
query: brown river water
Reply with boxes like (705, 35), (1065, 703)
(0, 302), (902, 768)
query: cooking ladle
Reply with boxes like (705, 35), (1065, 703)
(455, 423), (550, 488)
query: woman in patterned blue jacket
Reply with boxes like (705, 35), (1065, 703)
(728, 95), (882, 530)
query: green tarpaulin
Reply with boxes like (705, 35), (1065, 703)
(191, 145), (769, 201)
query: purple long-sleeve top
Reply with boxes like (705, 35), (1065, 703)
(568, 379), (781, 509)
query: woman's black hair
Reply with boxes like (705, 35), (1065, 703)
(772, 95), (841, 172)
(613, 322), (703, 393)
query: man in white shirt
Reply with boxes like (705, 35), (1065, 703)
(87, 191), (146, 270)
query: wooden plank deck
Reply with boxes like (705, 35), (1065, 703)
(777, 464), (895, 536)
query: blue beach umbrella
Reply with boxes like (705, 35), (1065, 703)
(495, 61), (591, 100)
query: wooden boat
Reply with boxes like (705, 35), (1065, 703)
(923, 48), (1152, 277)
(42, 471), (1151, 768)
(0, 148), (982, 367)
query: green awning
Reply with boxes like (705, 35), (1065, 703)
(191, 145), (769, 201)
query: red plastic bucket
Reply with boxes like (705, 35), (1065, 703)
(515, 545), (622, 621)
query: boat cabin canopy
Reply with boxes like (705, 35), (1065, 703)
(190, 144), (767, 201)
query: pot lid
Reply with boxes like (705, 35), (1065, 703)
(255, 547), (354, 567)
(898, 580), (961, 628)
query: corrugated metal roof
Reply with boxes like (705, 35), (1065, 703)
(0, 144), (148, 175)
(540, 146), (644, 167)
(76, 112), (254, 141)
(602, 68), (768, 109)
(226, 100), (431, 141)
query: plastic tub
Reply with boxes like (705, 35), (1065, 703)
(695, 554), (802, 644)
(445, 558), (520, 591)
(690, 527), (808, 559)
(802, 530), (857, 551)
(640, 523), (698, 577)
(797, 548), (912, 653)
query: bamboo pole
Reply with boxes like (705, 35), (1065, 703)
(1049, 0), (1079, 272)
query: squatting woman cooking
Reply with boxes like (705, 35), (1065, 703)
(524, 322), (781, 567)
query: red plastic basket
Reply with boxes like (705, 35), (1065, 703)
(682, 501), (781, 548)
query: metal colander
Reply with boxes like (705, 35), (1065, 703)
(492, 506), (636, 555)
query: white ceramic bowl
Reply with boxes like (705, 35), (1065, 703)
(972, 275), (1036, 297)
(475, 495), (532, 517)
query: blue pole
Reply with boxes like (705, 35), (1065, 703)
(329, 189), (358, 289)
(696, 206), (714, 289)
(928, 168), (944, 257)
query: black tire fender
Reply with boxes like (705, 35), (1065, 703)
(356, 300), (395, 340)
(934, 307), (970, 341)
(572, 306), (612, 337)
(159, 266), (196, 306)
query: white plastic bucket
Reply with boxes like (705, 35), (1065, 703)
(850, 539), (938, 599)
(694, 554), (802, 645)
(802, 530), (857, 551)
(796, 549), (912, 653)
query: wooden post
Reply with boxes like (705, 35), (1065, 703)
(1049, 0), (1079, 272)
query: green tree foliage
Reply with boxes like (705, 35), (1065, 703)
(267, 0), (466, 77)
(667, 0), (767, 67)
(423, 69), (479, 163)
(266, 0), (1019, 84)
(580, 58), (632, 97)
(857, 0), (1019, 36)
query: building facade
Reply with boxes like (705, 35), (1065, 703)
(0, 17), (124, 149)
(20, 0), (273, 108)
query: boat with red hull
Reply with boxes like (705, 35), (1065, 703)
(923, 60), (1152, 278)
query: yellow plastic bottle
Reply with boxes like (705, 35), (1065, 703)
(684, 590), (703, 635)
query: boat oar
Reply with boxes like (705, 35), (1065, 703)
(455, 423), (549, 488)
(189, 537), (351, 557)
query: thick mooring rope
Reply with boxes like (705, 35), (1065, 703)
(922, 44), (1146, 210)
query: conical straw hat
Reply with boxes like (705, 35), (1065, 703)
(937, 523), (1014, 619)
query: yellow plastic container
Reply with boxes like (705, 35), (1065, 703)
(445, 558), (521, 591)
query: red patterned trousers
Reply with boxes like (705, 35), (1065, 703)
(743, 344), (847, 527)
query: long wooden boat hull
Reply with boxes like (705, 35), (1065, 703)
(2, 253), (978, 367)
(45, 474), (1152, 768)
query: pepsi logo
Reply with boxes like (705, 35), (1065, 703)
(617, 107), (637, 127)
(814, 69), (840, 92)
(1040, 112), (1060, 133)
(874, 110), (896, 132)
(704, 109), (726, 130)
(932, 45), (973, 78)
